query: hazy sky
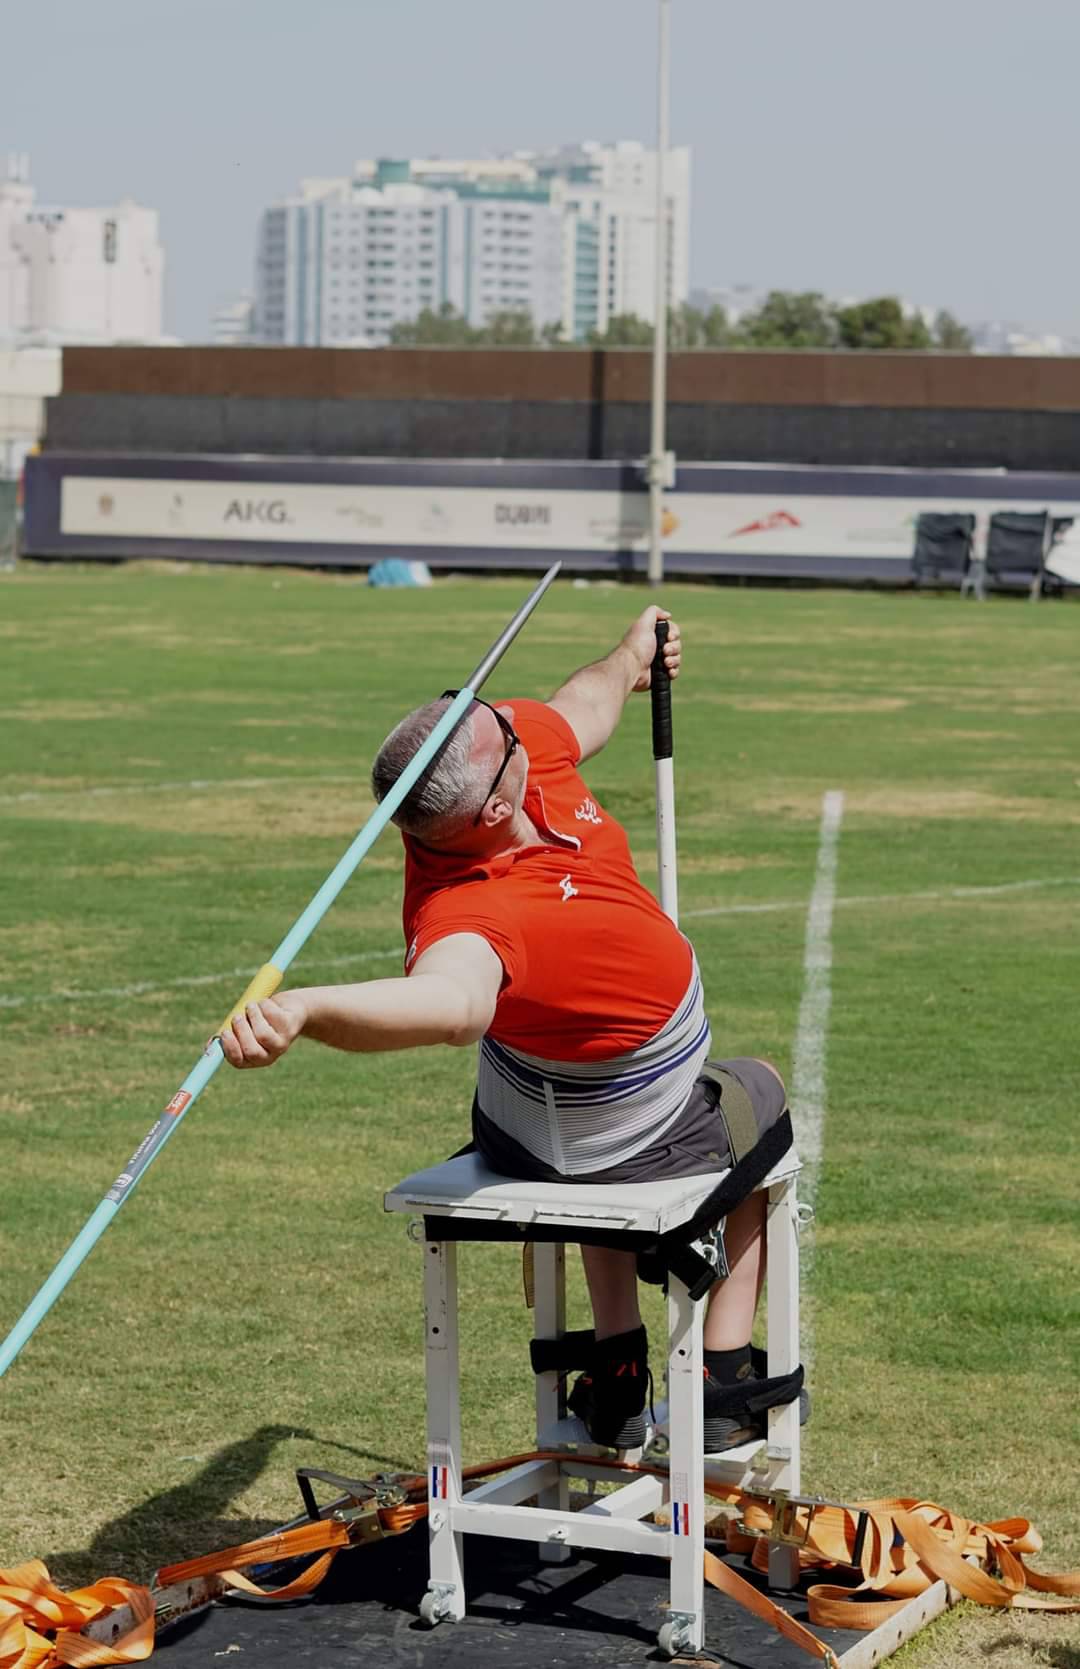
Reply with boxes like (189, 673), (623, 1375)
(6, 0), (1079, 341)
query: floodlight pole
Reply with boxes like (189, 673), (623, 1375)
(647, 0), (673, 587)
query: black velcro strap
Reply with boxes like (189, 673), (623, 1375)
(636, 1249), (668, 1289)
(529, 1329), (596, 1374)
(655, 1109), (794, 1264)
(665, 1242), (725, 1302)
(706, 1364), (805, 1418)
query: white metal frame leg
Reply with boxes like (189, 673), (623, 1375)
(666, 1274), (705, 1653)
(766, 1174), (801, 1588)
(532, 1242), (571, 1561)
(423, 1239), (466, 1622)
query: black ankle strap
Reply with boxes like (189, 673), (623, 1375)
(705, 1363), (804, 1416)
(529, 1328), (597, 1374)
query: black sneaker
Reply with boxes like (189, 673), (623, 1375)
(703, 1348), (807, 1454)
(702, 1369), (765, 1453)
(567, 1325), (652, 1449)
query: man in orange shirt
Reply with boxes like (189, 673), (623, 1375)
(220, 605), (794, 1452)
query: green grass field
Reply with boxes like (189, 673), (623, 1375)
(1, 564), (1077, 1668)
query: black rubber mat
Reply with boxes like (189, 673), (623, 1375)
(155, 1529), (872, 1667)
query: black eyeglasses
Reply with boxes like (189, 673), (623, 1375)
(442, 691), (520, 825)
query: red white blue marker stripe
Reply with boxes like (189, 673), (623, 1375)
(672, 1501), (691, 1537)
(431, 1465), (449, 1500)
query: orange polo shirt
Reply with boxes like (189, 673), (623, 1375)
(400, 699), (692, 1062)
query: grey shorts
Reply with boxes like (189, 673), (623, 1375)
(472, 1057), (787, 1186)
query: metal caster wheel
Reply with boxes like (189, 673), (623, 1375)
(419, 1590), (446, 1626)
(657, 1615), (694, 1655)
(657, 1619), (683, 1658)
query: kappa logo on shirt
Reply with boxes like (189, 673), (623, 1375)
(574, 797), (603, 826)
(558, 874), (579, 903)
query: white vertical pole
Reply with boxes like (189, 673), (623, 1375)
(766, 1175), (802, 1588)
(655, 756), (678, 923)
(533, 1243), (571, 1561)
(647, 0), (672, 587)
(424, 1239), (465, 1619)
(666, 1274), (705, 1649)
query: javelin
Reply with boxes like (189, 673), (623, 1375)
(0, 562), (562, 1379)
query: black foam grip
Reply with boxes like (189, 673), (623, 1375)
(650, 621), (673, 760)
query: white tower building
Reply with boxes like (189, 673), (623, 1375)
(256, 173), (564, 347)
(0, 157), (34, 340)
(542, 140), (692, 338)
(0, 154), (164, 344)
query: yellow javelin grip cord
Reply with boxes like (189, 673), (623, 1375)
(217, 963), (284, 1034)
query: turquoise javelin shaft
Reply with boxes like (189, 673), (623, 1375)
(0, 563), (560, 1379)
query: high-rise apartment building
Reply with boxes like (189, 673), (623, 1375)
(255, 141), (690, 346)
(257, 176), (563, 346)
(0, 156), (164, 345)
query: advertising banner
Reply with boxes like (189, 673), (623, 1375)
(27, 454), (1080, 580)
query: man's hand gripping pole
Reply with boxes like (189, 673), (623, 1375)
(0, 563), (561, 1379)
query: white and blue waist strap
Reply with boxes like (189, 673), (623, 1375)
(476, 958), (711, 1176)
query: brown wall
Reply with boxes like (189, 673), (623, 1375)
(60, 345), (1080, 413)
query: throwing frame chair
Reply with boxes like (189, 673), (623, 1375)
(384, 1144), (803, 1659)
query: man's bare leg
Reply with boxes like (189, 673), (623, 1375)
(703, 1191), (766, 1349)
(580, 1245), (642, 1340)
(581, 1058), (780, 1346)
(580, 1191), (764, 1345)
(703, 1056), (782, 1348)
(574, 1186), (768, 1450)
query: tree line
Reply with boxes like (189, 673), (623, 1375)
(389, 293), (975, 352)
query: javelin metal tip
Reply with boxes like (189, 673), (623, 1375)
(465, 562), (563, 693)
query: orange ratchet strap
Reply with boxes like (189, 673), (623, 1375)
(5, 1458), (1078, 1668)
(0, 1559), (153, 1669)
(720, 1488), (1080, 1650)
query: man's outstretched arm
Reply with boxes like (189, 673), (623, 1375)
(547, 605), (681, 762)
(218, 933), (503, 1069)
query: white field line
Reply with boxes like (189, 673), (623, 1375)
(1, 872), (1076, 1015)
(682, 872), (1080, 923)
(787, 789), (844, 1375)
(789, 791), (845, 1199)
(0, 948), (401, 1011)
(0, 775), (357, 807)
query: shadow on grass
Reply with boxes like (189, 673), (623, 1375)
(49, 1423), (418, 1587)
(982, 1631), (1080, 1668)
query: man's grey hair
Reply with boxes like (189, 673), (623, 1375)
(371, 699), (488, 839)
